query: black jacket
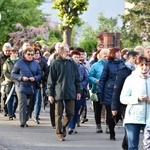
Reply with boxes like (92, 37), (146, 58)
(46, 56), (81, 100)
(111, 65), (132, 111)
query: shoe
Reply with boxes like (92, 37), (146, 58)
(52, 126), (56, 129)
(105, 125), (110, 134)
(20, 124), (25, 128)
(57, 134), (65, 141)
(20, 123), (29, 128)
(9, 116), (13, 120)
(68, 129), (77, 135)
(110, 136), (116, 141)
(62, 127), (67, 137)
(96, 124), (103, 133)
(13, 114), (16, 119)
(81, 118), (88, 123)
(34, 118), (40, 124)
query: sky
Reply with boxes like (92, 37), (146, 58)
(40, 0), (125, 28)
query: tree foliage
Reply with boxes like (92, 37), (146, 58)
(79, 24), (97, 54)
(120, 0), (150, 47)
(0, 0), (45, 48)
(52, 0), (89, 46)
(8, 23), (51, 46)
(97, 12), (120, 33)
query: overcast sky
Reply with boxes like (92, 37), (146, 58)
(40, 0), (124, 28)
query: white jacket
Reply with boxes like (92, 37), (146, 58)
(120, 71), (150, 126)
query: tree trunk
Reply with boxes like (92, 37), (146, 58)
(63, 27), (72, 46)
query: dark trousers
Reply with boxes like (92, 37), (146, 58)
(105, 105), (121, 137)
(16, 92), (33, 125)
(55, 100), (75, 135)
(93, 101), (102, 124)
(50, 102), (55, 127)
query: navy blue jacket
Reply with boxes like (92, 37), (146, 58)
(97, 60), (124, 105)
(11, 57), (42, 94)
(111, 66), (132, 110)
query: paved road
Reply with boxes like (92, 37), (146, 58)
(0, 101), (144, 150)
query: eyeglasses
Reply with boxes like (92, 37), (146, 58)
(26, 53), (34, 56)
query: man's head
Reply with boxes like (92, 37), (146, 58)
(58, 43), (70, 59)
(126, 51), (138, 65)
(144, 46), (150, 61)
(22, 41), (31, 51)
(2, 42), (11, 56)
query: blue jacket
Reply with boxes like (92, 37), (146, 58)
(97, 59), (124, 105)
(11, 57), (42, 94)
(77, 63), (88, 90)
(88, 60), (106, 93)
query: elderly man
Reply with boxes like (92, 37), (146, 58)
(46, 43), (81, 141)
(0, 42), (11, 115)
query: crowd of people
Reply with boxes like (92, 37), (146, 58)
(0, 41), (150, 149)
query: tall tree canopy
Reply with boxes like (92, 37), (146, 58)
(0, 0), (45, 47)
(52, 0), (89, 46)
(97, 12), (120, 33)
(121, 0), (150, 47)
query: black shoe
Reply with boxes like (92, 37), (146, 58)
(96, 124), (103, 133)
(9, 116), (13, 120)
(110, 136), (116, 141)
(20, 124), (25, 127)
(20, 123), (29, 128)
(81, 118), (88, 123)
(13, 114), (16, 119)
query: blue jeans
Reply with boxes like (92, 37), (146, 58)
(7, 95), (18, 116)
(125, 124), (145, 150)
(33, 88), (42, 119)
(68, 97), (85, 130)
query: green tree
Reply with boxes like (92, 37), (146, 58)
(52, 0), (89, 46)
(97, 12), (120, 33)
(121, 0), (150, 47)
(79, 24), (97, 54)
(0, 0), (45, 48)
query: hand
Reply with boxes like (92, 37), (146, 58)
(112, 110), (117, 116)
(77, 93), (81, 100)
(28, 77), (35, 82)
(138, 95), (148, 101)
(48, 96), (54, 104)
(95, 80), (99, 84)
(22, 76), (29, 82)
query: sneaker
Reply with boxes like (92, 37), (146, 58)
(57, 134), (65, 141)
(68, 129), (77, 135)
(33, 118), (40, 124)
(81, 118), (88, 123)
(96, 124), (103, 133)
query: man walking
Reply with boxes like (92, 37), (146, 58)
(46, 43), (81, 141)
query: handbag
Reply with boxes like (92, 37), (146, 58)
(1, 81), (13, 94)
(90, 92), (98, 102)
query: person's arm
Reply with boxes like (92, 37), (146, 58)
(111, 69), (127, 111)
(120, 76), (139, 105)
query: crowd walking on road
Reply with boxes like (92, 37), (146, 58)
(0, 41), (150, 149)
